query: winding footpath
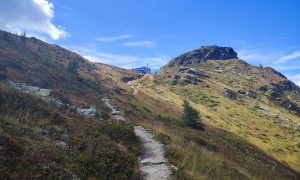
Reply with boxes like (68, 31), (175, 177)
(101, 93), (172, 179)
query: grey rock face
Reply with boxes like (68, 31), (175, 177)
(7, 80), (51, 97)
(169, 45), (238, 66)
(7, 80), (26, 90)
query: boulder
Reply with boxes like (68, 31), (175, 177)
(224, 88), (237, 99)
(77, 106), (96, 116)
(56, 141), (67, 149)
(237, 90), (246, 94)
(36, 89), (52, 97)
(174, 75), (181, 80)
(186, 69), (208, 78)
(247, 90), (257, 99)
(183, 79), (192, 84)
(280, 99), (300, 114)
(61, 134), (70, 140)
(27, 86), (40, 93)
(7, 80), (26, 90)
(270, 91), (281, 99)
(259, 85), (269, 92)
(39, 128), (50, 135)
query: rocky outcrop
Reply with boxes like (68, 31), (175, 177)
(8, 79), (97, 116)
(224, 88), (237, 99)
(7, 80), (52, 97)
(186, 68), (209, 78)
(183, 75), (202, 85)
(280, 100), (300, 115)
(169, 45), (238, 66)
(76, 106), (96, 116)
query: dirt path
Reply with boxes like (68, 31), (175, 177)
(134, 126), (172, 180)
(101, 98), (126, 122)
(101, 98), (172, 180)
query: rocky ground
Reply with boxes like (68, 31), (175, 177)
(134, 126), (172, 180)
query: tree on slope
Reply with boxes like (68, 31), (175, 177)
(182, 100), (202, 129)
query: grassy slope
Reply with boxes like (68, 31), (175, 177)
(0, 31), (140, 179)
(138, 57), (300, 171)
(117, 74), (300, 179)
(0, 84), (139, 179)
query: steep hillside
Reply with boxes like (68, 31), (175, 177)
(142, 46), (300, 173)
(0, 30), (135, 108)
(0, 31), (140, 179)
(1, 30), (299, 179)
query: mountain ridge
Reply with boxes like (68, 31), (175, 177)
(0, 30), (299, 179)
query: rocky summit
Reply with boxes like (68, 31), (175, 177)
(168, 45), (238, 66)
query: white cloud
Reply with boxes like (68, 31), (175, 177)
(72, 46), (169, 70)
(298, 82), (300, 87)
(275, 51), (300, 64)
(122, 41), (155, 47)
(96, 35), (133, 42)
(0, 0), (69, 40)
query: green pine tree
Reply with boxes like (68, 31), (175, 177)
(182, 99), (201, 129)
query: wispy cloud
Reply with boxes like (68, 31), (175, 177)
(122, 41), (155, 47)
(96, 35), (133, 42)
(71, 46), (169, 70)
(275, 51), (300, 64)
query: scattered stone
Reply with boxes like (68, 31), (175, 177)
(173, 75), (181, 80)
(280, 99), (300, 114)
(270, 91), (281, 99)
(183, 79), (192, 84)
(36, 89), (52, 97)
(259, 85), (269, 92)
(61, 134), (70, 140)
(27, 86), (40, 93)
(7, 79), (51, 97)
(39, 128), (50, 135)
(179, 67), (190, 72)
(7, 80), (26, 90)
(247, 90), (257, 99)
(237, 90), (246, 94)
(224, 88), (237, 99)
(56, 141), (67, 149)
(171, 165), (178, 171)
(77, 106), (96, 116)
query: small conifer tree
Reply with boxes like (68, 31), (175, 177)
(182, 99), (201, 129)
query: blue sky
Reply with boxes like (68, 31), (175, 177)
(1, 0), (300, 85)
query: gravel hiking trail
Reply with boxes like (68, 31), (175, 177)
(101, 98), (172, 180)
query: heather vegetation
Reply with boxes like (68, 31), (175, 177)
(0, 86), (139, 179)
